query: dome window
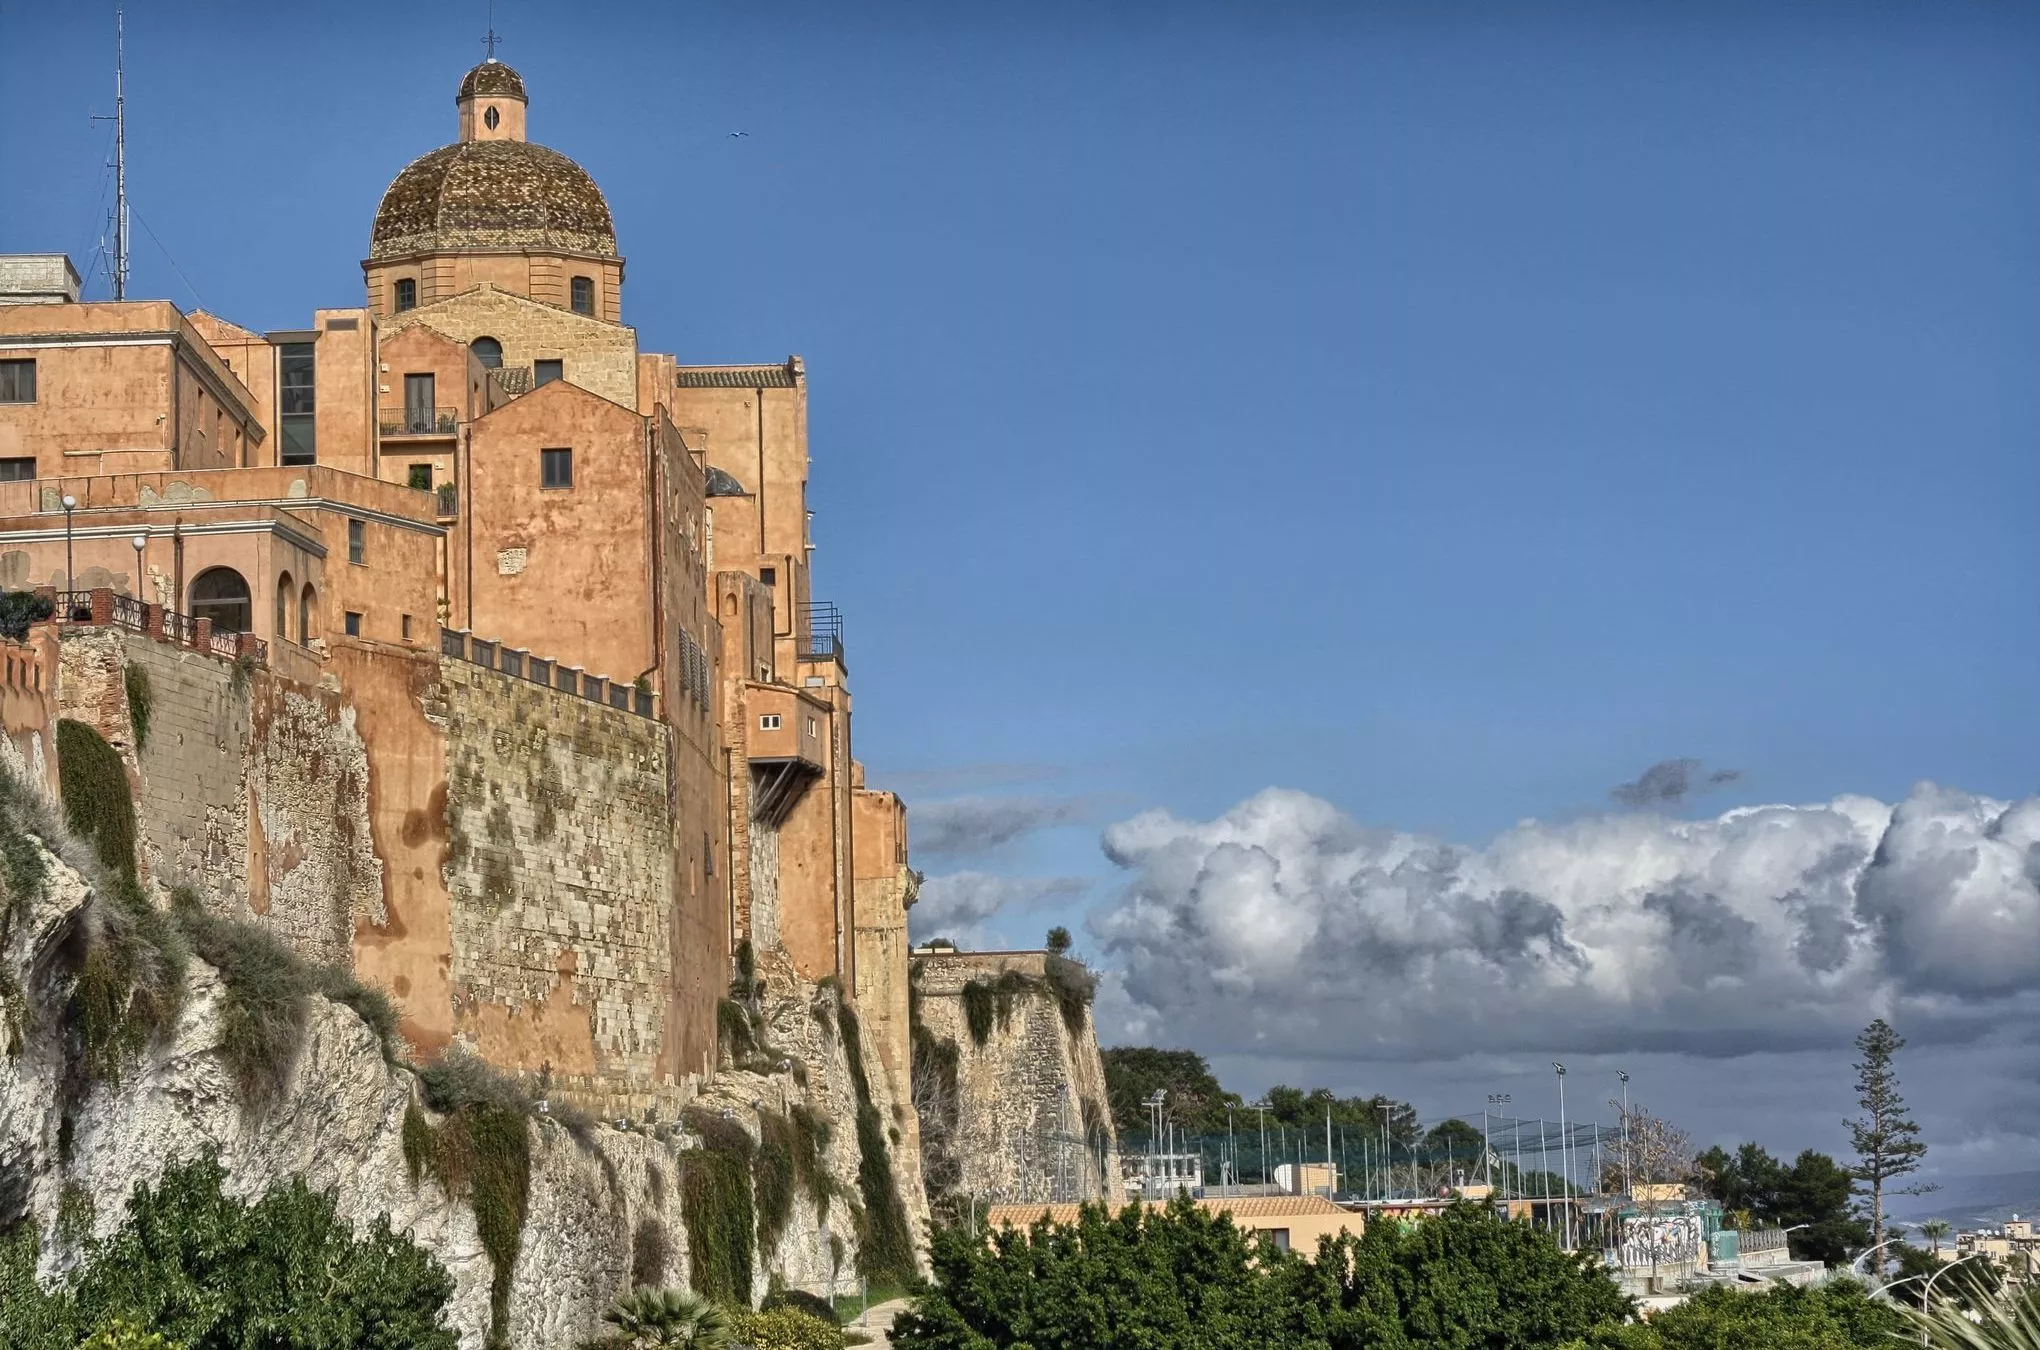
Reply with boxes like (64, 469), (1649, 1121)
(571, 276), (594, 316)
(484, 105), (500, 131)
(471, 337), (503, 370)
(393, 278), (417, 312)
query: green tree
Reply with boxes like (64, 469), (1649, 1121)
(75, 1319), (183, 1350)
(1100, 1047), (1240, 1135)
(893, 1197), (1634, 1350)
(891, 1198), (1318, 1350)
(1847, 1018), (1933, 1258)
(1622, 1279), (1903, 1350)
(1693, 1143), (1866, 1265)
(0, 1156), (457, 1350)
(1919, 1219), (1951, 1255)
(1301, 1200), (1634, 1348)
(1045, 926), (1073, 956)
(1884, 1243), (2001, 1313)
(596, 1288), (734, 1348)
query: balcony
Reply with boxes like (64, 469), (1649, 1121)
(379, 407), (459, 438)
(799, 601), (843, 663)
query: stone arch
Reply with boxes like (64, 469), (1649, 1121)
(471, 336), (503, 369)
(275, 570), (295, 641)
(190, 566), (251, 634)
(300, 582), (318, 643)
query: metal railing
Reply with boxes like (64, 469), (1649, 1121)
(379, 407), (459, 436)
(799, 601), (843, 663)
(1740, 1228), (1789, 1255)
(435, 482), (458, 518)
(438, 628), (655, 720)
(55, 588), (266, 667)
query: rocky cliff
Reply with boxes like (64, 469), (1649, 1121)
(910, 950), (1121, 1210)
(0, 748), (922, 1349)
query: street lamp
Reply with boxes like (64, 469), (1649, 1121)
(130, 533), (146, 603)
(1921, 1250), (1988, 1335)
(1852, 1236), (1903, 1284)
(61, 494), (77, 604)
(1616, 1070), (1632, 1198)
(1554, 1063), (1572, 1250)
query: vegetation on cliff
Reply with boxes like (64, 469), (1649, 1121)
(403, 1050), (538, 1349)
(679, 1103), (758, 1305)
(0, 1155), (457, 1350)
(835, 1000), (917, 1286)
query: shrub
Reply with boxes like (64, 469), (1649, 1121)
(1042, 954), (1095, 1037)
(763, 1287), (840, 1325)
(0, 589), (52, 642)
(731, 1305), (844, 1350)
(0, 1156), (456, 1350)
(959, 979), (995, 1048)
(58, 720), (137, 882)
(596, 1288), (734, 1348)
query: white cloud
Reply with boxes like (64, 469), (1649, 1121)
(1094, 783), (2040, 1062)
(911, 871), (1090, 950)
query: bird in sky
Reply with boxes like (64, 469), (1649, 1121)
(728, 131), (749, 139)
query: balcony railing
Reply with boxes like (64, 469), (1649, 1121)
(379, 407), (459, 437)
(435, 482), (458, 519)
(799, 601), (843, 663)
(56, 587), (267, 666)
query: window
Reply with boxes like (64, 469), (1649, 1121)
(704, 832), (714, 878)
(535, 359), (563, 387)
(0, 360), (35, 403)
(344, 611), (362, 637)
(279, 342), (316, 464)
(540, 447), (573, 489)
(275, 572), (294, 641)
(570, 276), (594, 316)
(0, 458), (34, 482)
(759, 566), (776, 587)
(407, 464), (433, 491)
(1266, 1229), (1290, 1253)
(484, 105), (500, 131)
(299, 583), (316, 643)
(393, 278), (417, 312)
(759, 713), (782, 730)
(401, 614), (413, 640)
(470, 337), (502, 370)
(189, 567), (252, 634)
(348, 519), (365, 564)
(806, 718), (818, 739)
(403, 372), (436, 432)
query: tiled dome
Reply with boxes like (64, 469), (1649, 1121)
(369, 139), (616, 260)
(457, 59), (527, 102)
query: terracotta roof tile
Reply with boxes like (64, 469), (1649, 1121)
(458, 61), (527, 102)
(986, 1195), (1351, 1228)
(370, 140), (615, 260)
(671, 367), (798, 389)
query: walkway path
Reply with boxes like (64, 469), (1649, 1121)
(845, 1297), (913, 1348)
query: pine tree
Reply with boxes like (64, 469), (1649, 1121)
(1847, 1017), (1934, 1264)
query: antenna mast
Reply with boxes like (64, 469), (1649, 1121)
(93, 8), (130, 299)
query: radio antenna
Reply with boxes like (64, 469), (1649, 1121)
(91, 7), (129, 299)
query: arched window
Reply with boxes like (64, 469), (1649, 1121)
(570, 276), (594, 316)
(393, 278), (417, 312)
(275, 571), (294, 641)
(190, 567), (252, 634)
(470, 337), (503, 370)
(299, 583), (317, 643)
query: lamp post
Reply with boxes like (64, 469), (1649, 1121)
(1554, 1062), (1572, 1250)
(1852, 1236), (1903, 1286)
(1617, 1070), (1632, 1198)
(61, 494), (77, 602)
(1920, 1250), (1987, 1339)
(130, 533), (146, 604)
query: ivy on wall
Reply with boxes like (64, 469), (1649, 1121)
(835, 1002), (916, 1285)
(679, 1104), (756, 1305)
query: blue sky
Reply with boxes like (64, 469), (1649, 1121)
(6, 1), (2038, 1172)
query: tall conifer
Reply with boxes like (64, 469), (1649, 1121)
(1847, 1017), (1933, 1262)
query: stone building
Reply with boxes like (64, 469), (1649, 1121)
(0, 57), (919, 1113)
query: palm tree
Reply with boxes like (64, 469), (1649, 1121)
(600, 1288), (733, 1349)
(1922, 1219), (1952, 1256)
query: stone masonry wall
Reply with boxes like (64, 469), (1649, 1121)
(56, 627), (378, 967)
(440, 656), (676, 1103)
(912, 951), (1122, 1206)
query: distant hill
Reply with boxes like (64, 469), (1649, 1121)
(1889, 1171), (2040, 1231)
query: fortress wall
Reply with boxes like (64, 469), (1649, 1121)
(56, 627), (375, 968)
(912, 951), (1122, 1206)
(439, 655), (677, 1105)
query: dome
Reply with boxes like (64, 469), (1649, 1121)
(458, 59), (527, 102)
(369, 140), (616, 260)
